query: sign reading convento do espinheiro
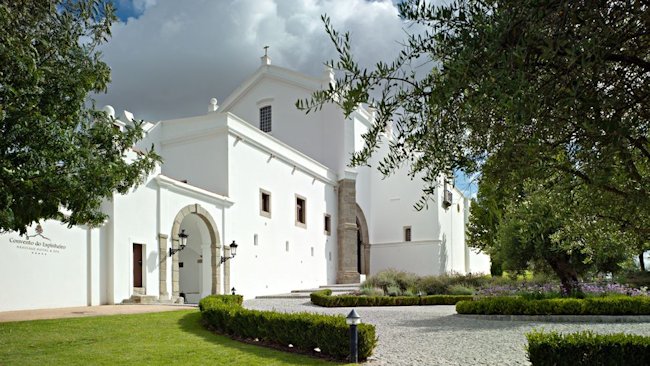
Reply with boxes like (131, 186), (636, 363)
(8, 224), (67, 256)
(9, 237), (67, 256)
(1, 221), (87, 311)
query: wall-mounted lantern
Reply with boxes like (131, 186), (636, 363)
(169, 229), (188, 257)
(220, 240), (238, 264)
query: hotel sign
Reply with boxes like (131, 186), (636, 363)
(8, 224), (67, 256)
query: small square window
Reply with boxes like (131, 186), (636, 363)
(324, 214), (331, 235)
(260, 105), (272, 133)
(260, 189), (271, 218)
(404, 226), (412, 242)
(295, 195), (306, 228)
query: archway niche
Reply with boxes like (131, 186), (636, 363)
(356, 204), (370, 276)
(161, 204), (222, 303)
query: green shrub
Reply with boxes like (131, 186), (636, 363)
(200, 294), (377, 361)
(198, 294), (243, 311)
(526, 330), (650, 366)
(448, 284), (475, 295)
(311, 289), (472, 307)
(456, 296), (650, 315)
(417, 275), (449, 295)
(617, 270), (650, 289)
(359, 286), (384, 297)
(364, 269), (400, 290)
(386, 284), (402, 297)
(402, 288), (415, 297)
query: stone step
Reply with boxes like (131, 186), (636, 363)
(290, 288), (357, 293)
(256, 293), (312, 299)
(122, 294), (158, 304)
(255, 283), (362, 299)
(319, 283), (362, 288)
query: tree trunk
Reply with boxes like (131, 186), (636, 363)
(546, 255), (579, 295)
(640, 253), (646, 272)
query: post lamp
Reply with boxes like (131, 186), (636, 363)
(220, 240), (238, 264)
(231, 287), (236, 295)
(346, 309), (361, 363)
(169, 229), (188, 257)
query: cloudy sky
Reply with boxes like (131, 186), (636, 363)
(97, 0), (411, 121)
(99, 0), (475, 195)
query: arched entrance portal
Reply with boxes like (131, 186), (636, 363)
(168, 204), (221, 303)
(356, 204), (370, 276)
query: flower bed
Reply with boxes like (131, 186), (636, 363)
(199, 295), (377, 361)
(311, 289), (473, 307)
(527, 330), (650, 366)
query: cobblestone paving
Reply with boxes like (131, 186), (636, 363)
(244, 298), (650, 365)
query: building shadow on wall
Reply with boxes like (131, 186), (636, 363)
(439, 234), (448, 274)
(147, 251), (158, 276)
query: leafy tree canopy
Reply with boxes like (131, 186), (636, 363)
(467, 162), (633, 292)
(298, 0), (649, 242)
(0, 0), (160, 233)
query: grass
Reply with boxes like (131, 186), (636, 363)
(0, 309), (348, 365)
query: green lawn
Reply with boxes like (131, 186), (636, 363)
(0, 309), (346, 365)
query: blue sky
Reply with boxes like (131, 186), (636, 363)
(112, 0), (149, 21)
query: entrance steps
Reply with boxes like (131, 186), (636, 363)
(122, 294), (158, 304)
(255, 283), (361, 299)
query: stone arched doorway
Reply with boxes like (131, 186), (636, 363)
(159, 204), (221, 302)
(356, 204), (370, 275)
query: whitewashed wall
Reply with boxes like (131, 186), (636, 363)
(224, 66), (348, 175)
(0, 221), (93, 311)
(370, 240), (445, 276)
(225, 118), (338, 298)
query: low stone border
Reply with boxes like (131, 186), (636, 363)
(455, 313), (650, 323)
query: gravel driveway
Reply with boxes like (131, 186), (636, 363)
(244, 298), (650, 365)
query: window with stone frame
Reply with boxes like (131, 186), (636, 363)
(295, 195), (306, 227)
(324, 214), (331, 235)
(259, 189), (271, 218)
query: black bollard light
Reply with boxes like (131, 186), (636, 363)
(231, 287), (236, 295)
(346, 309), (361, 363)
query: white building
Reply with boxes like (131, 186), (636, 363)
(0, 54), (489, 312)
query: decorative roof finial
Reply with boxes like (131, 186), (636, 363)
(209, 98), (219, 112)
(261, 45), (271, 66)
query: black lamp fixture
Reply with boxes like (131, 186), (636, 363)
(169, 229), (188, 257)
(346, 309), (361, 363)
(220, 240), (238, 264)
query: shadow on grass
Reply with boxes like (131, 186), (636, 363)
(177, 311), (344, 365)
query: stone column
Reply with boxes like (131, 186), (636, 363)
(363, 244), (371, 275)
(224, 246), (231, 294)
(158, 233), (169, 300)
(171, 238), (180, 300)
(211, 241), (221, 294)
(337, 178), (360, 283)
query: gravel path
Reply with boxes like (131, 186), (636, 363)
(244, 298), (650, 365)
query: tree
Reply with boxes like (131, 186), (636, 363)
(298, 0), (649, 244)
(0, 0), (160, 234)
(468, 164), (632, 293)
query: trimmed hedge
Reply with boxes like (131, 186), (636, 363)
(198, 294), (243, 311)
(200, 294), (377, 361)
(526, 330), (650, 366)
(456, 295), (650, 315)
(311, 289), (473, 307)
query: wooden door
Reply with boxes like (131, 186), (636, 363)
(133, 244), (143, 287)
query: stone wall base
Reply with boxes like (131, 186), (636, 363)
(337, 271), (361, 284)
